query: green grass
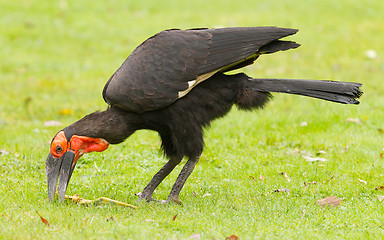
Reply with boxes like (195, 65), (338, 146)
(1, 0), (384, 239)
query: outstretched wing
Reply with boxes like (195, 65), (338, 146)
(103, 27), (299, 113)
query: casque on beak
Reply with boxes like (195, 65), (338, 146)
(46, 151), (77, 201)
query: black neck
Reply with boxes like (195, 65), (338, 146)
(65, 107), (142, 144)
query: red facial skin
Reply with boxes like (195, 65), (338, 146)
(50, 131), (109, 168)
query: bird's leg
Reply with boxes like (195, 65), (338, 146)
(167, 155), (200, 203)
(138, 156), (182, 202)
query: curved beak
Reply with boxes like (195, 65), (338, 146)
(45, 151), (76, 201)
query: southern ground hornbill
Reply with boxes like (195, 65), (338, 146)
(46, 27), (362, 203)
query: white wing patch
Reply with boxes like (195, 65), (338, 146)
(177, 53), (260, 99)
(178, 70), (219, 98)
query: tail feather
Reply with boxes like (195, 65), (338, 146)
(248, 78), (362, 104)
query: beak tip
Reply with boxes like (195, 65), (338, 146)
(46, 151), (75, 203)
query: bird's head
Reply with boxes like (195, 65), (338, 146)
(45, 129), (109, 201)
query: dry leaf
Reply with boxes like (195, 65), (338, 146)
(346, 118), (362, 124)
(317, 196), (343, 207)
(0, 149), (10, 155)
(250, 175), (264, 181)
(273, 189), (290, 194)
(189, 233), (201, 239)
(375, 186), (384, 190)
(323, 176), (334, 183)
(226, 235), (239, 240)
(172, 214), (178, 221)
(377, 195), (384, 202)
(44, 120), (63, 127)
(303, 156), (327, 162)
(358, 179), (367, 185)
(59, 109), (73, 115)
(35, 211), (50, 226)
(365, 49), (377, 59)
(280, 172), (291, 182)
(303, 181), (318, 188)
(249, 176), (257, 182)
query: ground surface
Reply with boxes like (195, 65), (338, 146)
(1, 0), (384, 239)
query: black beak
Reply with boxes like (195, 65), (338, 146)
(45, 151), (76, 201)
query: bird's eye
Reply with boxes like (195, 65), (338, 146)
(55, 145), (63, 154)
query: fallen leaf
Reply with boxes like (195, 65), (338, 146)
(24, 97), (32, 106)
(259, 174), (265, 181)
(273, 189), (290, 194)
(346, 118), (362, 124)
(317, 196), (343, 207)
(375, 186), (384, 190)
(35, 211), (50, 226)
(323, 176), (334, 183)
(303, 156), (327, 162)
(2, 214), (10, 221)
(59, 109), (73, 115)
(378, 195), (384, 202)
(316, 150), (327, 155)
(0, 149), (10, 155)
(303, 181), (318, 188)
(226, 235), (239, 240)
(285, 147), (300, 155)
(189, 233), (201, 239)
(280, 172), (291, 182)
(44, 120), (63, 127)
(249, 176), (257, 182)
(172, 214), (178, 221)
(365, 49), (377, 59)
(358, 179), (367, 185)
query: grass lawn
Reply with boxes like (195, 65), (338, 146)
(1, 0), (384, 239)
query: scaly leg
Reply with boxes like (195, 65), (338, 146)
(138, 156), (182, 201)
(167, 155), (200, 203)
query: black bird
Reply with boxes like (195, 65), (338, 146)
(46, 27), (362, 203)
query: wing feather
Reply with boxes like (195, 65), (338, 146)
(103, 27), (298, 113)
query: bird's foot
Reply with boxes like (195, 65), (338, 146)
(166, 195), (182, 205)
(136, 192), (157, 202)
(136, 192), (182, 205)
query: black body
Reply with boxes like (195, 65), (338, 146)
(46, 27), (362, 202)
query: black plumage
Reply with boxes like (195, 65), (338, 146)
(46, 27), (362, 203)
